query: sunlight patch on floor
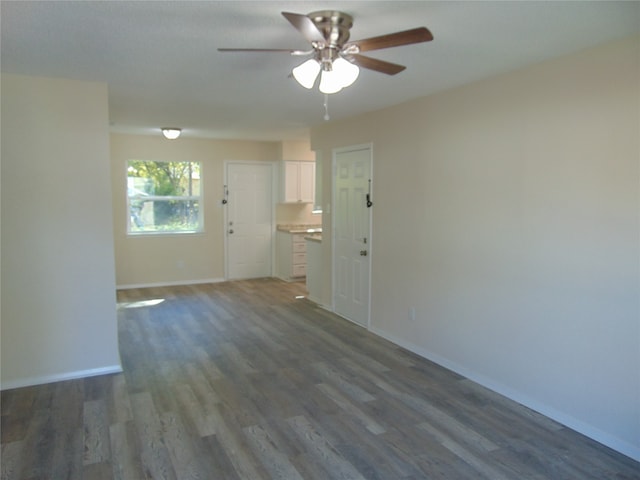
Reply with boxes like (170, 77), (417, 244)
(117, 298), (165, 309)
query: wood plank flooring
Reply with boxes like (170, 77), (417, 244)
(2, 278), (639, 479)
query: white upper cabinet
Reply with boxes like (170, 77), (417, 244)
(281, 160), (315, 203)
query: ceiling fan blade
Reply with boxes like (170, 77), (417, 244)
(218, 48), (309, 55)
(349, 54), (406, 75)
(351, 27), (433, 52)
(281, 11), (326, 44)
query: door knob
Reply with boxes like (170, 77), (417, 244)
(229, 229), (234, 234)
(360, 250), (368, 256)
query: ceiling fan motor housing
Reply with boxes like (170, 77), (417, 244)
(308, 11), (353, 49)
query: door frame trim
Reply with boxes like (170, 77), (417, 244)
(331, 143), (373, 329)
(223, 160), (277, 280)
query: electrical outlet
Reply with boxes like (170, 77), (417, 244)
(409, 307), (416, 322)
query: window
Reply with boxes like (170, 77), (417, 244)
(127, 160), (202, 234)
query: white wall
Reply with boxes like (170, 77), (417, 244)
(1, 74), (121, 389)
(311, 36), (640, 460)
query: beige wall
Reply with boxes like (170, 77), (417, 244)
(311, 36), (640, 460)
(276, 203), (321, 225)
(111, 134), (281, 287)
(1, 74), (121, 388)
(279, 139), (316, 161)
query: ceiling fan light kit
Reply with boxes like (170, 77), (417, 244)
(318, 57), (359, 94)
(295, 55), (360, 94)
(219, 9), (433, 98)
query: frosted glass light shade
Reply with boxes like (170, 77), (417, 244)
(161, 128), (181, 140)
(319, 69), (343, 94)
(292, 59), (321, 89)
(332, 57), (360, 88)
(319, 57), (360, 94)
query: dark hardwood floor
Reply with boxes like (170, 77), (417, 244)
(2, 278), (639, 479)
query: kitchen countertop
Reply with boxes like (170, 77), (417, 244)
(277, 224), (322, 234)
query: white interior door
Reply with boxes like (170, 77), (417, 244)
(225, 162), (274, 280)
(333, 146), (372, 327)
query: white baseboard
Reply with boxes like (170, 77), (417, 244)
(304, 295), (332, 312)
(1, 364), (123, 391)
(117, 277), (225, 290)
(368, 325), (640, 463)
(306, 294), (321, 304)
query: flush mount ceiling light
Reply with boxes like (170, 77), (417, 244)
(161, 128), (181, 140)
(219, 10), (433, 95)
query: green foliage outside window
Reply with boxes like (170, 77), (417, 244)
(127, 160), (202, 233)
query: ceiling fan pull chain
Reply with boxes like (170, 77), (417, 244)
(323, 94), (330, 121)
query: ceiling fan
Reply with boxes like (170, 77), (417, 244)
(218, 11), (433, 94)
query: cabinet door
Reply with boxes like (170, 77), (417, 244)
(283, 161), (301, 203)
(292, 264), (307, 277)
(282, 161), (315, 203)
(299, 162), (315, 203)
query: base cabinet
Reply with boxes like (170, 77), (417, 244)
(276, 231), (307, 281)
(306, 239), (321, 304)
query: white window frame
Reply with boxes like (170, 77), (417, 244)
(127, 159), (203, 235)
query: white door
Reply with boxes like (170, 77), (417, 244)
(225, 162), (274, 279)
(333, 146), (372, 327)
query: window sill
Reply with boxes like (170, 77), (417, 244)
(127, 230), (204, 238)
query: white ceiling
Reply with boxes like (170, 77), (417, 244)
(2, 1), (638, 141)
